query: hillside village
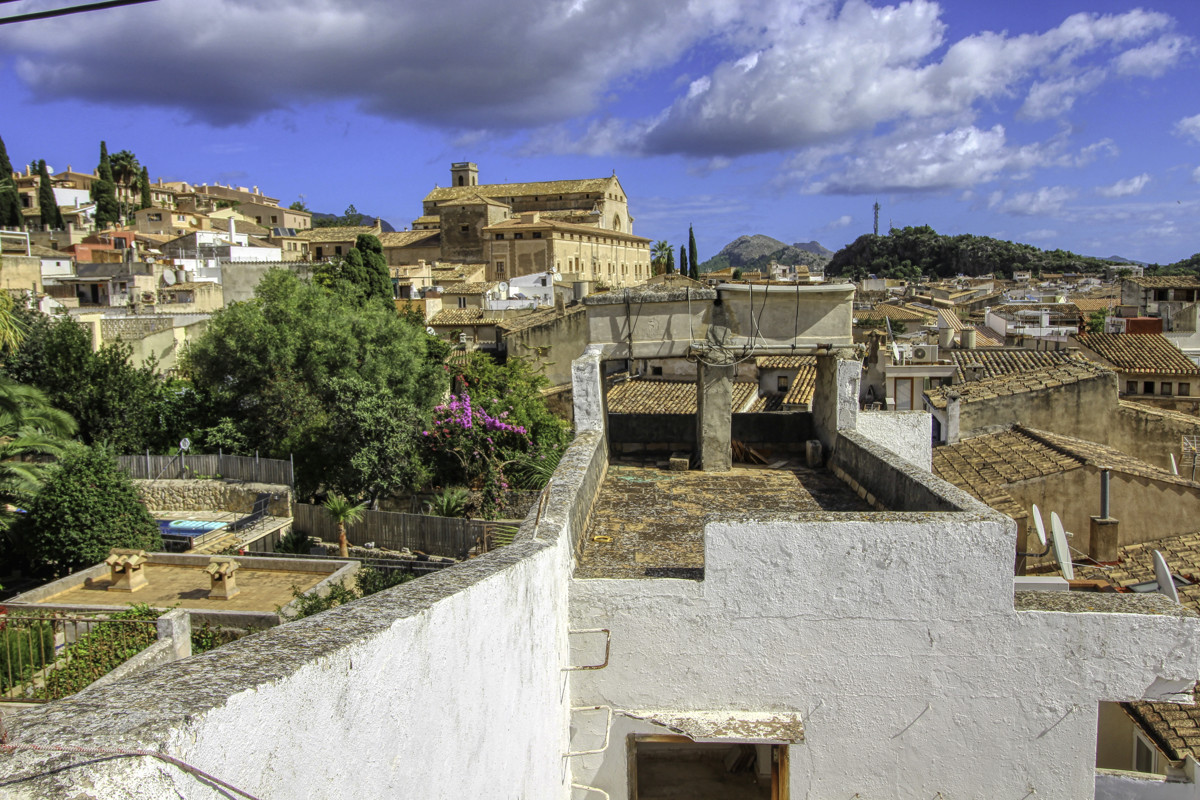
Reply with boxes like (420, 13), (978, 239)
(8, 144), (1200, 799)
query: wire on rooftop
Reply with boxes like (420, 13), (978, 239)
(0, 0), (159, 26)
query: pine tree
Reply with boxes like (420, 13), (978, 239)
(688, 225), (699, 280)
(680, 245), (688, 279)
(139, 166), (151, 210)
(90, 141), (119, 229)
(36, 160), (64, 230)
(0, 135), (22, 229)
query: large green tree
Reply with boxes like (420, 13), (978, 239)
(651, 240), (671, 275)
(15, 444), (161, 575)
(0, 134), (22, 229)
(139, 166), (151, 210)
(90, 141), (120, 229)
(183, 269), (448, 498)
(314, 234), (393, 305)
(36, 161), (64, 230)
(679, 245), (688, 279)
(1, 309), (176, 451)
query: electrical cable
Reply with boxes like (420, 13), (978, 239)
(1, 0), (159, 26)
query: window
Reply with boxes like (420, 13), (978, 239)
(255, 216), (262, 224)
(1162, 382), (1173, 396)
(335, 246), (343, 256)
(457, 297), (467, 309)
(460, 225), (469, 233)
(1135, 733), (1156, 774)
(514, 233), (524, 239)
(1181, 383), (1191, 396)
(1126, 381), (1137, 394)
(651, 366), (663, 376)
(271, 215), (278, 224)
(495, 233), (505, 240)
(316, 246), (324, 259)
(1144, 381), (1155, 394)
(777, 376), (789, 392)
(532, 232), (541, 239)
(496, 261), (505, 278)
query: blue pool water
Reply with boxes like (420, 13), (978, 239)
(156, 519), (228, 538)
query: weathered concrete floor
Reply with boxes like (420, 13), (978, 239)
(577, 458), (872, 579)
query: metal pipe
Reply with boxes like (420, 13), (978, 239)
(1100, 468), (1111, 519)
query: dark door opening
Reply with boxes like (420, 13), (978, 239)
(631, 735), (787, 800)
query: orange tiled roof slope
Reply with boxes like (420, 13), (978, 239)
(1128, 276), (1200, 289)
(925, 360), (1111, 409)
(945, 347), (1089, 382)
(428, 308), (502, 326)
(607, 380), (758, 414)
(1075, 332), (1200, 376)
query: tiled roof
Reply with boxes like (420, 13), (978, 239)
(29, 244), (70, 258)
(971, 325), (1006, 347)
(932, 428), (1082, 519)
(946, 348), (1089, 382)
(755, 355), (810, 369)
(210, 217), (269, 237)
(497, 304), (584, 334)
(854, 303), (935, 323)
(1070, 297), (1119, 312)
(607, 379), (758, 414)
(486, 216), (650, 244)
(425, 176), (616, 204)
(436, 192), (509, 208)
(1074, 333), (1200, 376)
(937, 308), (967, 330)
(442, 282), (499, 295)
(748, 393), (785, 412)
(294, 225), (378, 243)
(1128, 276), (1200, 289)
(430, 264), (486, 281)
(783, 358), (817, 406)
(377, 230), (438, 248)
(428, 308), (502, 326)
(925, 360), (1111, 409)
(988, 303), (1083, 321)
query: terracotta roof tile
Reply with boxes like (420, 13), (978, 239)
(497, 304), (584, 334)
(946, 348), (1090, 382)
(782, 359), (817, 406)
(607, 380), (758, 414)
(1074, 333), (1200, 376)
(1129, 276), (1200, 289)
(376, 230), (438, 248)
(294, 225), (379, 243)
(442, 282), (500, 295)
(755, 355), (811, 369)
(854, 303), (936, 323)
(428, 308), (502, 326)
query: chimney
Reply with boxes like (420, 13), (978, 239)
(961, 328), (977, 349)
(1089, 468), (1120, 564)
(945, 391), (961, 444)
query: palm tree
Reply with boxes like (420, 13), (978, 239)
(324, 493), (367, 558)
(109, 150), (140, 188)
(651, 240), (672, 276)
(0, 376), (77, 535)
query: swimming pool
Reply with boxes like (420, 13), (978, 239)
(156, 519), (229, 537)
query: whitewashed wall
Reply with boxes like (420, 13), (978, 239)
(856, 409), (933, 471)
(569, 514), (1200, 799)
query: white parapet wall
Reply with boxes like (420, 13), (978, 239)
(0, 430), (612, 799)
(855, 409), (933, 471)
(567, 435), (1200, 799)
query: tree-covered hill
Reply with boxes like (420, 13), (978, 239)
(826, 225), (1115, 281)
(699, 234), (832, 274)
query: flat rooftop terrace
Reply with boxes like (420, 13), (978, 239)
(577, 459), (873, 579)
(27, 563), (327, 612)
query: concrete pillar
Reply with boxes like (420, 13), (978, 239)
(156, 607), (192, 660)
(697, 356), (735, 472)
(572, 344), (608, 434)
(813, 350), (861, 453)
(1089, 517), (1120, 564)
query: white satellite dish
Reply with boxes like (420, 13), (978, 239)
(1153, 550), (1180, 604)
(1030, 504), (1047, 548)
(163, 270), (176, 286)
(1170, 453), (1179, 476)
(1050, 512), (1074, 581)
(425, 327), (435, 336)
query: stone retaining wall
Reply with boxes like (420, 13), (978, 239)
(134, 479), (291, 516)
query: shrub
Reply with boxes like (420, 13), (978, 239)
(285, 567), (415, 620)
(427, 487), (469, 518)
(38, 604), (160, 700)
(276, 526), (313, 555)
(17, 444), (161, 575)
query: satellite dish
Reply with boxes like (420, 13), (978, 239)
(1170, 453), (1179, 476)
(1050, 512), (1074, 580)
(163, 270), (176, 286)
(425, 327), (435, 336)
(1153, 550), (1180, 604)
(179, 437), (191, 451)
(1030, 504), (1047, 548)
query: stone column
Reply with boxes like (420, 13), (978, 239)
(946, 392), (961, 445)
(572, 344), (608, 434)
(697, 356), (735, 472)
(813, 349), (861, 453)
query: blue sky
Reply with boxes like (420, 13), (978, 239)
(2, 0), (1199, 264)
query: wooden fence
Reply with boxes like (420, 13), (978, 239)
(293, 504), (508, 558)
(117, 453), (294, 487)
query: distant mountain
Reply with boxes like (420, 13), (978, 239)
(312, 211), (396, 233)
(699, 234), (831, 273)
(1098, 254), (1148, 266)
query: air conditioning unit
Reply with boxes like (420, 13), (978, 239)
(910, 345), (938, 363)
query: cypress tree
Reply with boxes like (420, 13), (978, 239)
(680, 245), (688, 279)
(36, 160), (64, 230)
(0, 135), (22, 229)
(90, 141), (119, 229)
(688, 225), (699, 280)
(139, 166), (151, 210)
(666, 248), (675, 274)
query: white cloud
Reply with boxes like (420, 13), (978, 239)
(786, 122), (1114, 194)
(1023, 229), (1058, 241)
(1176, 115), (1200, 145)
(988, 186), (1076, 217)
(1114, 34), (1190, 76)
(1097, 173), (1151, 198)
(1019, 71), (1105, 120)
(825, 215), (853, 230)
(1193, 166), (1200, 184)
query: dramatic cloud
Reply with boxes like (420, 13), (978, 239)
(1097, 173), (1151, 198)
